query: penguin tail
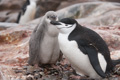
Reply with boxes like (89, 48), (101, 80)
(112, 59), (120, 67)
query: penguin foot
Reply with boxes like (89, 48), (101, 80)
(105, 72), (112, 78)
(25, 65), (41, 75)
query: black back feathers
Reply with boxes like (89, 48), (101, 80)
(60, 18), (78, 25)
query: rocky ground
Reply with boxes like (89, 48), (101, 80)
(0, 1), (120, 80)
(0, 21), (120, 80)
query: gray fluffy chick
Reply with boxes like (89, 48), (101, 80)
(28, 11), (62, 67)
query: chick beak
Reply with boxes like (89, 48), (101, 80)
(50, 21), (61, 25)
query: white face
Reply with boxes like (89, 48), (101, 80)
(44, 11), (58, 24)
(56, 22), (76, 34)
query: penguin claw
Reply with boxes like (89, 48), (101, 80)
(105, 72), (112, 78)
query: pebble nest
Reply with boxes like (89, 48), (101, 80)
(12, 58), (120, 80)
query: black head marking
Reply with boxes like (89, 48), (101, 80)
(50, 21), (61, 25)
(60, 18), (78, 25)
(22, 0), (30, 15)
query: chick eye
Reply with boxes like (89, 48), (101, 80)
(47, 16), (49, 18)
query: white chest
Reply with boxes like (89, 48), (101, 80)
(58, 34), (77, 52)
(58, 33), (86, 60)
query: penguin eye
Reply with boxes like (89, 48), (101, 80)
(65, 24), (68, 26)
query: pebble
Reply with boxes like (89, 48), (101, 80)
(34, 73), (42, 79)
(26, 77), (33, 80)
(14, 69), (23, 73)
(26, 75), (34, 80)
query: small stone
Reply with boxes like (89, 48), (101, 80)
(33, 68), (41, 73)
(39, 72), (44, 74)
(14, 69), (23, 73)
(26, 77), (33, 80)
(26, 75), (34, 80)
(22, 66), (28, 70)
(54, 72), (59, 75)
(34, 73), (42, 79)
(27, 66), (35, 73)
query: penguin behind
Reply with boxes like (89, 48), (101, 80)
(28, 11), (62, 67)
(50, 18), (120, 79)
(16, 0), (37, 24)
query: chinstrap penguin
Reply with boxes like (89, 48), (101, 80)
(28, 11), (62, 67)
(50, 18), (120, 79)
(16, 0), (37, 24)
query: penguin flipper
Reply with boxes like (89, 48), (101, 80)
(16, 12), (22, 23)
(84, 45), (106, 78)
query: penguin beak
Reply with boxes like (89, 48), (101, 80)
(50, 21), (61, 25)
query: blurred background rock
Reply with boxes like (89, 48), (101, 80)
(0, 0), (120, 23)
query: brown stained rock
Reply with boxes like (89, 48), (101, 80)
(57, 2), (120, 26)
(0, 0), (25, 22)
(35, 0), (65, 18)
(0, 31), (28, 43)
(111, 51), (120, 60)
(93, 28), (120, 51)
(0, 0), (24, 10)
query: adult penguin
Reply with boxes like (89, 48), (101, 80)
(28, 11), (62, 67)
(50, 18), (120, 79)
(16, 0), (37, 24)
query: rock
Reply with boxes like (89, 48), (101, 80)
(57, 0), (100, 9)
(0, 68), (6, 80)
(111, 50), (120, 60)
(6, 12), (19, 23)
(0, 22), (18, 30)
(91, 27), (120, 51)
(57, 2), (120, 26)
(34, 73), (42, 79)
(0, 0), (25, 22)
(58, 0), (120, 10)
(35, 0), (64, 18)
(0, 0), (24, 10)
(0, 11), (9, 22)
(26, 76), (33, 80)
